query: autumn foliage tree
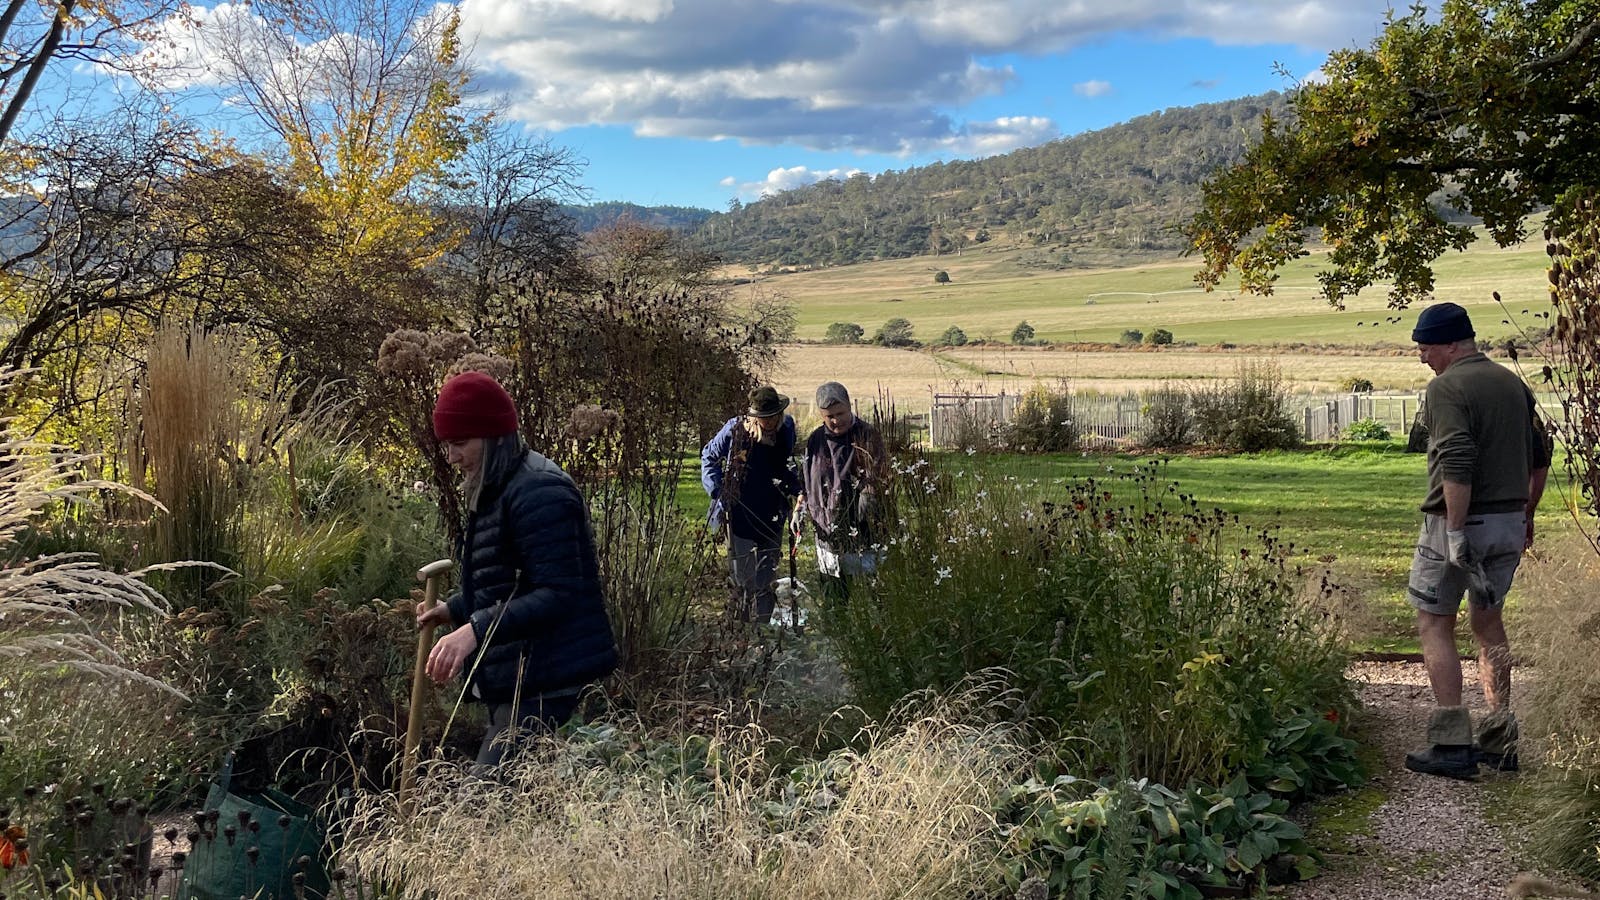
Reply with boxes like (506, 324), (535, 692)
(199, 0), (479, 263)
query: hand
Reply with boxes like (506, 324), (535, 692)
(416, 601), (454, 629)
(1446, 528), (1474, 569)
(426, 624), (479, 684)
(1524, 514), (1536, 551)
(790, 499), (807, 534)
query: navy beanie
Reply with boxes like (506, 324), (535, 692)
(1411, 303), (1475, 344)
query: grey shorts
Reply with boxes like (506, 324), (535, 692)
(1406, 512), (1525, 613)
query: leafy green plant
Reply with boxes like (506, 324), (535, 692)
(1244, 712), (1363, 801)
(937, 325), (968, 347)
(1190, 361), (1301, 452)
(1001, 773), (1319, 898)
(818, 457), (1351, 787)
(1138, 385), (1193, 449)
(1119, 329), (1144, 346)
(1011, 321), (1036, 345)
(1144, 328), (1174, 346)
(1339, 419), (1391, 442)
(1004, 382), (1079, 453)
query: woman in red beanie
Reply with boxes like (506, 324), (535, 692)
(416, 371), (618, 768)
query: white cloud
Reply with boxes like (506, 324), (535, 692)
(905, 115), (1059, 156)
(730, 165), (863, 198)
(148, 0), (1392, 156)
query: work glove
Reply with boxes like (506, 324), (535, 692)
(1445, 529), (1474, 570)
(1447, 528), (1493, 599)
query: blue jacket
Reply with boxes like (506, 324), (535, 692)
(700, 416), (801, 543)
(445, 450), (617, 703)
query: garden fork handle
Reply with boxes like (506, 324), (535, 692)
(400, 558), (454, 815)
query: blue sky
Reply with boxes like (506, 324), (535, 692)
(562, 34), (1339, 210)
(72, 0), (1404, 212)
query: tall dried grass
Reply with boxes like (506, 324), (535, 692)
(127, 323), (347, 579)
(344, 686), (1032, 898)
(1518, 538), (1600, 879)
(0, 374), (178, 698)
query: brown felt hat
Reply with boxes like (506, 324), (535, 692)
(747, 386), (790, 417)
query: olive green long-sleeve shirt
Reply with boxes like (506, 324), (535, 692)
(1421, 353), (1552, 516)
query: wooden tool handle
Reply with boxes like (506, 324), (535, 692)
(399, 558), (454, 814)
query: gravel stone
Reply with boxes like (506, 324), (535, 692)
(1286, 660), (1573, 900)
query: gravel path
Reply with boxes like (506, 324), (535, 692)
(1286, 659), (1537, 900)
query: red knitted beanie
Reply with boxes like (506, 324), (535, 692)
(433, 372), (518, 440)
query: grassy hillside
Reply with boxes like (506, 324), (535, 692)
(747, 226), (1550, 348)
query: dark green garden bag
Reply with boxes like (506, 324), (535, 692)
(180, 753), (331, 899)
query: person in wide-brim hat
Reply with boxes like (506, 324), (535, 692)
(700, 385), (802, 623)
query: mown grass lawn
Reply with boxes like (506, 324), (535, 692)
(678, 443), (1584, 653)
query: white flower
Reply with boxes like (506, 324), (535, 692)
(413, 480), (428, 493)
(935, 567), (952, 584)
(965, 447), (976, 456)
(975, 490), (988, 500)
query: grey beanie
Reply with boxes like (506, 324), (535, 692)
(1411, 303), (1475, 344)
(815, 381), (851, 408)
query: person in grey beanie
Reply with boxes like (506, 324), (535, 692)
(1403, 302), (1550, 779)
(797, 381), (888, 603)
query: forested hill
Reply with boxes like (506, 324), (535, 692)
(692, 92), (1290, 269)
(559, 201), (713, 233)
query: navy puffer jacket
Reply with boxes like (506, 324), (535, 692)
(444, 448), (617, 703)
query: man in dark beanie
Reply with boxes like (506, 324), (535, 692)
(417, 371), (617, 768)
(798, 381), (888, 604)
(1403, 303), (1550, 779)
(700, 385), (802, 623)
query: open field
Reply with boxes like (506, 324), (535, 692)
(745, 227), (1553, 347)
(769, 342), (1464, 402)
